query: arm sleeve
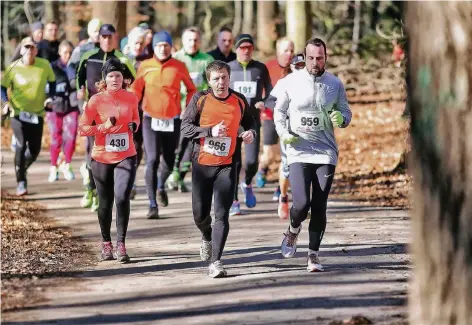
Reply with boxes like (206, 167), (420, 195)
(47, 81), (56, 98)
(181, 66), (197, 107)
(336, 82), (352, 128)
(273, 87), (290, 138)
(130, 67), (145, 102)
(240, 96), (257, 133)
(262, 64), (273, 102)
(180, 93), (212, 140)
(131, 94), (140, 130)
(78, 98), (100, 136)
(76, 56), (87, 91)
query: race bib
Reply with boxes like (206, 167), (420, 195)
(105, 133), (129, 152)
(19, 112), (39, 124)
(234, 81), (257, 99)
(151, 118), (174, 132)
(203, 137), (231, 157)
(294, 111), (325, 133)
(190, 72), (204, 88)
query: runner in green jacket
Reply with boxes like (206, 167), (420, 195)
(170, 26), (214, 192)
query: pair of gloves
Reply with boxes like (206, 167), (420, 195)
(281, 111), (344, 144)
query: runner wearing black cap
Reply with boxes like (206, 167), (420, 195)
(76, 24), (136, 211)
(227, 34), (272, 215)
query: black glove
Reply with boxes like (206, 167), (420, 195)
(109, 116), (117, 126)
(128, 122), (137, 132)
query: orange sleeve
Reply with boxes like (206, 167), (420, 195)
(131, 93), (140, 131)
(180, 63), (197, 107)
(130, 66), (145, 102)
(79, 97), (101, 136)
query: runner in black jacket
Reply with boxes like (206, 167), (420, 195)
(227, 34), (272, 215)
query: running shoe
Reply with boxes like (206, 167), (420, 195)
(272, 187), (281, 201)
(147, 206), (159, 219)
(101, 241), (114, 261)
(240, 182), (256, 208)
(229, 201), (241, 216)
(80, 189), (93, 208)
(167, 171), (179, 191)
(307, 252), (324, 272)
(200, 239), (212, 262)
(281, 224), (302, 258)
(91, 191), (99, 212)
(278, 195), (289, 220)
(255, 171), (266, 188)
(114, 242), (130, 263)
(79, 163), (89, 186)
(48, 166), (59, 183)
(61, 163), (75, 181)
(16, 181), (28, 196)
(157, 190), (169, 207)
(178, 180), (189, 193)
(208, 260), (227, 278)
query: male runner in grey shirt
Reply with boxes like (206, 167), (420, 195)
(274, 37), (352, 272)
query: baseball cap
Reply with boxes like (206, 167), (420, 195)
(291, 53), (305, 65)
(235, 34), (254, 48)
(30, 22), (43, 33)
(99, 24), (116, 36)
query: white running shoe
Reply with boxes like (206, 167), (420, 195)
(48, 166), (59, 183)
(200, 239), (212, 262)
(307, 252), (324, 272)
(61, 163), (75, 181)
(208, 260), (227, 278)
(79, 163), (89, 186)
(281, 224), (302, 258)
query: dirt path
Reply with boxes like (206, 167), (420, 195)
(1, 151), (410, 325)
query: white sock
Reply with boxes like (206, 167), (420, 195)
(308, 249), (319, 256)
(289, 225), (300, 234)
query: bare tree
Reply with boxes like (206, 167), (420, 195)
(91, 1), (127, 42)
(44, 0), (59, 23)
(242, 0), (253, 35)
(285, 0), (311, 52)
(257, 0), (276, 55)
(126, 1), (141, 32)
(350, 0), (361, 57)
(406, 2), (472, 325)
(64, 1), (81, 45)
(233, 0), (242, 36)
(184, 1), (196, 27)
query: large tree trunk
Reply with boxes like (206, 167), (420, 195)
(44, 0), (59, 23)
(257, 0), (276, 55)
(350, 0), (361, 58)
(285, 0), (311, 52)
(184, 1), (196, 27)
(91, 1), (127, 45)
(126, 1), (141, 33)
(406, 2), (472, 325)
(242, 0), (253, 35)
(64, 1), (81, 45)
(233, 0), (242, 36)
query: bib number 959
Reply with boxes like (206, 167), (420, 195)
(301, 117), (319, 127)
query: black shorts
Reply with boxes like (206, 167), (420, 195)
(262, 119), (278, 145)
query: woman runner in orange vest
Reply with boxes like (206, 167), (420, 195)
(79, 57), (140, 263)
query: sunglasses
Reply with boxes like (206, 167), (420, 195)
(238, 45), (253, 51)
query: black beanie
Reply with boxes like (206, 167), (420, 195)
(101, 57), (125, 80)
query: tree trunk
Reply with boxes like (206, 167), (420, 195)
(406, 2), (472, 325)
(184, 1), (196, 27)
(350, 0), (361, 58)
(64, 1), (81, 45)
(242, 0), (253, 35)
(286, 0), (310, 52)
(233, 0), (242, 36)
(126, 1), (141, 33)
(2, 1), (11, 68)
(91, 1), (127, 44)
(44, 0), (60, 23)
(257, 0), (276, 55)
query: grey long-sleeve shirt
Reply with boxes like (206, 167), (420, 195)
(274, 69), (352, 166)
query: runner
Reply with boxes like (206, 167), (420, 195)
(256, 38), (294, 192)
(69, 18), (101, 70)
(170, 27), (214, 192)
(181, 60), (256, 278)
(10, 22), (43, 63)
(124, 26), (148, 199)
(207, 27), (236, 63)
(46, 40), (79, 183)
(274, 38), (352, 272)
(228, 34), (272, 215)
(131, 31), (196, 219)
(265, 53), (306, 219)
(37, 21), (60, 62)
(76, 23), (136, 212)
(78, 57), (139, 262)
(1, 37), (56, 196)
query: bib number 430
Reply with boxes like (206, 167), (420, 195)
(105, 133), (129, 152)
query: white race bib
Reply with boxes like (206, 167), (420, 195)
(105, 133), (129, 152)
(294, 111), (325, 133)
(203, 137), (231, 157)
(151, 118), (174, 132)
(234, 81), (257, 99)
(19, 112), (39, 124)
(190, 72), (204, 88)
